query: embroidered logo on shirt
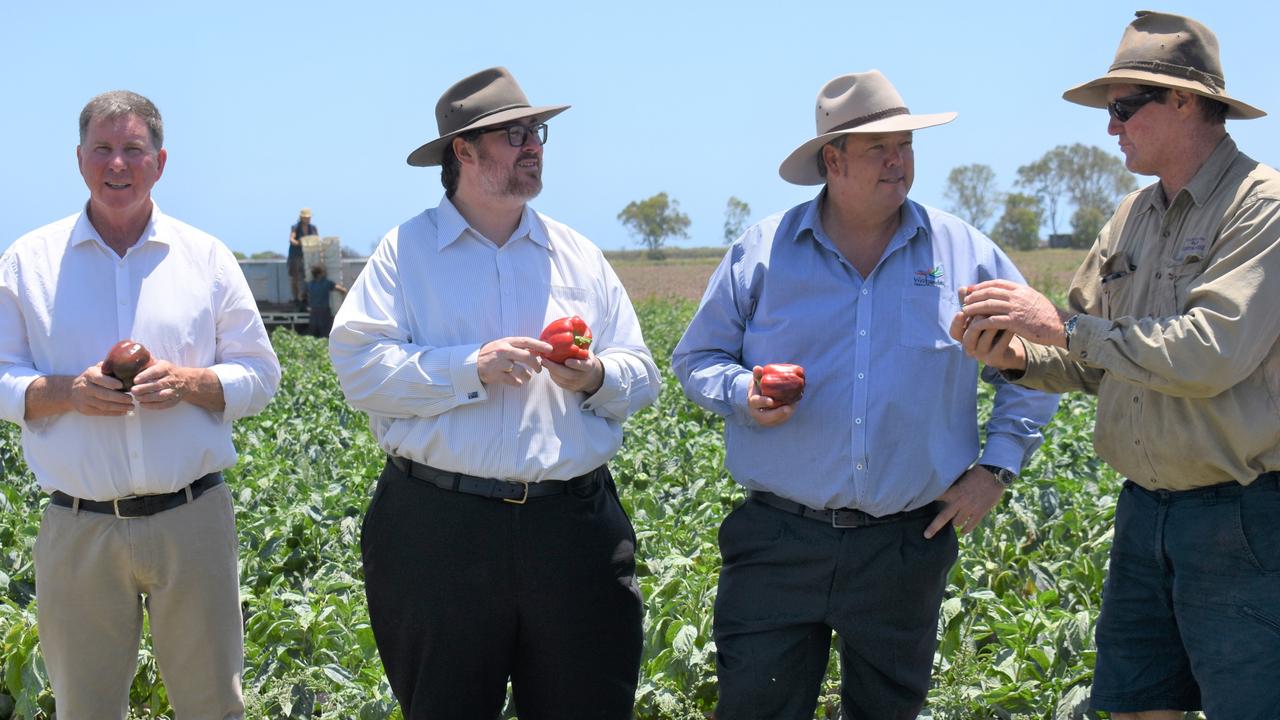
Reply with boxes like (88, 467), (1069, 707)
(913, 265), (945, 287)
(1172, 236), (1208, 264)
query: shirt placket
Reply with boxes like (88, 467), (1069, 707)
(495, 245), (520, 473)
(115, 252), (147, 494)
(850, 275), (872, 504)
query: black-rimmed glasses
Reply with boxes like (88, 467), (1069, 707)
(1107, 88), (1167, 123)
(479, 123), (549, 147)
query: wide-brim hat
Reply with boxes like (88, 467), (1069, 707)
(779, 70), (956, 186)
(1063, 10), (1264, 120)
(406, 67), (569, 167)
(299, 207), (312, 218)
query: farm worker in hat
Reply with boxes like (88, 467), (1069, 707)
(671, 70), (1059, 719)
(328, 67), (659, 719)
(0, 90), (280, 718)
(955, 11), (1280, 719)
(288, 206), (318, 307)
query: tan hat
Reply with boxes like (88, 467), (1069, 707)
(406, 67), (570, 167)
(779, 70), (956, 186)
(1064, 10), (1264, 119)
(299, 208), (312, 218)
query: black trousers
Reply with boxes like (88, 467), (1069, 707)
(713, 497), (958, 720)
(361, 459), (644, 720)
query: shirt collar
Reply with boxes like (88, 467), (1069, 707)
(70, 202), (169, 250)
(434, 194), (550, 252)
(1141, 134), (1239, 212)
(794, 190), (927, 251)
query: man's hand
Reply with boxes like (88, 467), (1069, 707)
(958, 280), (1070, 348)
(948, 311), (1028, 371)
(69, 364), (136, 416)
(130, 360), (193, 410)
(478, 337), (553, 388)
(747, 365), (796, 427)
(543, 354), (605, 395)
(924, 465), (1006, 539)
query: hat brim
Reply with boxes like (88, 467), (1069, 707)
(778, 112), (957, 186)
(1063, 72), (1265, 120)
(406, 104), (570, 167)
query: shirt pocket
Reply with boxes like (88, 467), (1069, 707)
(1098, 252), (1136, 319)
(542, 284), (599, 331)
(1167, 259), (1205, 311)
(899, 287), (961, 350)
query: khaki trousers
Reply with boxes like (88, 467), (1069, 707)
(35, 482), (245, 720)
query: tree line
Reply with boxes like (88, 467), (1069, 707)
(945, 144), (1136, 251)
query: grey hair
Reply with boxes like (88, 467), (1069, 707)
(816, 135), (849, 180)
(79, 91), (164, 150)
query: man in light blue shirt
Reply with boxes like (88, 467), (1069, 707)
(672, 70), (1059, 719)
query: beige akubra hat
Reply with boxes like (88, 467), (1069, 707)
(406, 67), (570, 167)
(779, 70), (956, 186)
(1063, 10), (1264, 120)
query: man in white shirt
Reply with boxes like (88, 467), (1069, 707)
(329, 67), (659, 719)
(0, 90), (280, 719)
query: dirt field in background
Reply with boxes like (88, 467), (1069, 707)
(609, 248), (1087, 302)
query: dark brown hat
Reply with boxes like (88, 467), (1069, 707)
(406, 67), (569, 167)
(1064, 10), (1264, 119)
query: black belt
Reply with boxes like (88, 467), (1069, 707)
(50, 473), (224, 519)
(387, 456), (600, 504)
(750, 490), (942, 529)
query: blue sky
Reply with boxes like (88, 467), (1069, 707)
(3, 2), (1277, 256)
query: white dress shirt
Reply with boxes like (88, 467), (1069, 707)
(329, 196), (659, 482)
(0, 207), (281, 500)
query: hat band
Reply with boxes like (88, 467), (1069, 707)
(445, 102), (533, 135)
(827, 106), (909, 133)
(1109, 59), (1224, 94)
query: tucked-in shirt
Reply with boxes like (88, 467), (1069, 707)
(1018, 135), (1280, 490)
(672, 195), (1059, 515)
(0, 206), (281, 500)
(328, 195), (659, 482)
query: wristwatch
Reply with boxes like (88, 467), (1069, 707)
(1063, 314), (1080, 348)
(979, 464), (1017, 488)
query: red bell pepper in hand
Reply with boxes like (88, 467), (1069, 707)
(757, 363), (805, 404)
(539, 316), (593, 363)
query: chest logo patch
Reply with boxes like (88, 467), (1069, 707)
(913, 265), (945, 287)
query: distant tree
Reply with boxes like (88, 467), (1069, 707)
(232, 250), (247, 260)
(723, 196), (751, 244)
(1060, 143), (1136, 211)
(1016, 149), (1070, 235)
(617, 192), (691, 259)
(990, 193), (1044, 251)
(1070, 205), (1108, 249)
(944, 164), (999, 232)
(340, 245), (363, 258)
(250, 250), (285, 260)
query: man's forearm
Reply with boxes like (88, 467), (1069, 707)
(24, 375), (74, 421)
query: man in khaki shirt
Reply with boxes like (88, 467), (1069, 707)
(954, 11), (1279, 720)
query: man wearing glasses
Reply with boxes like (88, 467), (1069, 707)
(955, 12), (1280, 719)
(328, 67), (659, 719)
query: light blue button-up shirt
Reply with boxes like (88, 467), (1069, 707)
(672, 194), (1059, 515)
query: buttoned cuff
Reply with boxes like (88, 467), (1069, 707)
(0, 367), (42, 428)
(581, 355), (623, 411)
(452, 345), (487, 404)
(1065, 313), (1111, 364)
(979, 433), (1025, 476)
(731, 370), (756, 425)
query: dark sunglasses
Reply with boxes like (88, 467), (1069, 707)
(1107, 88), (1167, 123)
(477, 122), (549, 147)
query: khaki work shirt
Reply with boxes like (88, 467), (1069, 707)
(1018, 136), (1280, 490)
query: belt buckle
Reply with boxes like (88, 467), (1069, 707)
(503, 481), (530, 505)
(830, 509), (863, 529)
(113, 495), (141, 519)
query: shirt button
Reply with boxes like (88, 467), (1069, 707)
(856, 464), (864, 470)
(1134, 439), (1141, 446)
(857, 373), (865, 379)
(1132, 396), (1139, 403)
(1155, 272), (1162, 279)
(855, 418), (862, 425)
(1162, 231), (1170, 238)
(859, 330), (867, 336)
(861, 289), (869, 295)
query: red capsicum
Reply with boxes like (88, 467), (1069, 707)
(539, 316), (593, 363)
(757, 363), (805, 404)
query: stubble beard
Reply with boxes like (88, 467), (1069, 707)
(478, 150), (542, 202)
